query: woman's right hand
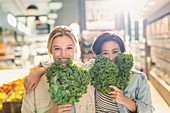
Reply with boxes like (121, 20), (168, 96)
(46, 104), (72, 113)
(24, 67), (46, 95)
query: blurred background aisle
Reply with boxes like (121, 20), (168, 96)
(0, 0), (169, 112)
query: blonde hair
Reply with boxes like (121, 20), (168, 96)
(47, 25), (81, 62)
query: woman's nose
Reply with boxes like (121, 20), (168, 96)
(61, 49), (66, 56)
(108, 54), (115, 61)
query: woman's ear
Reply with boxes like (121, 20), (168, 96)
(50, 47), (52, 53)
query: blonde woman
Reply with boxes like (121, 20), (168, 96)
(21, 26), (95, 113)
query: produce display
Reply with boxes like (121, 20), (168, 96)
(90, 52), (134, 95)
(0, 82), (16, 95)
(0, 92), (6, 109)
(46, 60), (90, 105)
(0, 76), (26, 109)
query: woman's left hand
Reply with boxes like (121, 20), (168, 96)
(108, 85), (127, 104)
(108, 85), (137, 112)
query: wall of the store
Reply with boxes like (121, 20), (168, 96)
(147, 2), (170, 23)
(0, 6), (6, 27)
(0, 8), (25, 41)
(55, 0), (80, 27)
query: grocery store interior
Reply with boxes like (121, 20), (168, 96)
(0, 0), (169, 112)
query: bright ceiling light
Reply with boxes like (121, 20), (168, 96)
(25, 27), (31, 35)
(69, 23), (80, 35)
(119, 0), (134, 9)
(140, 12), (144, 16)
(148, 1), (155, 6)
(39, 16), (48, 23)
(48, 13), (58, 19)
(142, 7), (149, 11)
(18, 22), (26, 32)
(34, 16), (40, 23)
(7, 13), (17, 28)
(48, 19), (55, 24)
(17, 17), (26, 24)
(49, 1), (63, 10)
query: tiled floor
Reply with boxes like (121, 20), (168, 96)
(148, 81), (170, 113)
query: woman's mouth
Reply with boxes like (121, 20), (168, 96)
(58, 58), (70, 65)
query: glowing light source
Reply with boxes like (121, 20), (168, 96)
(48, 13), (58, 19)
(18, 22), (25, 32)
(7, 13), (17, 28)
(39, 16), (48, 23)
(142, 7), (149, 11)
(24, 27), (31, 35)
(148, 1), (155, 6)
(49, 1), (63, 10)
(48, 19), (55, 24)
(119, 0), (134, 10)
(34, 16), (40, 23)
(69, 23), (80, 35)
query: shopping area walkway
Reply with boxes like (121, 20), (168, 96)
(148, 81), (170, 113)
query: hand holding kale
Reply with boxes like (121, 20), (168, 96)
(90, 54), (119, 95)
(46, 60), (90, 104)
(89, 52), (134, 95)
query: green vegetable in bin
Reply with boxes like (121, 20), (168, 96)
(46, 60), (90, 105)
(89, 52), (134, 95)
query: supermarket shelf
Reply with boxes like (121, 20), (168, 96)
(0, 56), (15, 61)
(149, 71), (170, 106)
(0, 65), (16, 70)
(148, 34), (169, 39)
(155, 54), (170, 62)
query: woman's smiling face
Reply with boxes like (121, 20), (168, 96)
(101, 41), (121, 62)
(50, 35), (77, 65)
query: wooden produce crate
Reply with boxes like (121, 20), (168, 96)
(0, 109), (4, 113)
(3, 101), (22, 113)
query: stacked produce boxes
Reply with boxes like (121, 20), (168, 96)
(0, 76), (27, 113)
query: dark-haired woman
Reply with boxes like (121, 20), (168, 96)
(87, 32), (154, 113)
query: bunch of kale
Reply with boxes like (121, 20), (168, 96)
(46, 60), (90, 104)
(90, 52), (133, 95)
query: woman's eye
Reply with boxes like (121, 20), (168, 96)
(54, 48), (60, 50)
(113, 51), (118, 54)
(102, 52), (108, 55)
(67, 47), (73, 49)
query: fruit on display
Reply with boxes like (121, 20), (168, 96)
(0, 82), (16, 94)
(6, 77), (26, 102)
(0, 92), (7, 109)
(0, 82), (16, 109)
(0, 75), (27, 109)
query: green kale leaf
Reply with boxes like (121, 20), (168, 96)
(89, 52), (134, 95)
(46, 60), (90, 104)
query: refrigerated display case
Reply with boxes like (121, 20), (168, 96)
(146, 14), (170, 106)
(0, 43), (15, 69)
